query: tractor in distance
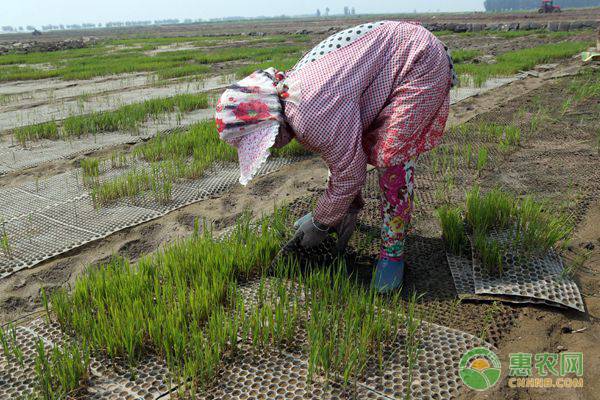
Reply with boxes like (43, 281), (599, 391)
(539, 0), (561, 13)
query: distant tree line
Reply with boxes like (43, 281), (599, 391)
(2, 8), (365, 34)
(484, 0), (600, 11)
(1, 19), (212, 33)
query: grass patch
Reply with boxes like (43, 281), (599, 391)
(63, 92), (209, 137)
(0, 37), (308, 82)
(13, 93), (211, 145)
(91, 121), (236, 205)
(455, 41), (591, 86)
(13, 121), (60, 146)
(450, 49), (482, 63)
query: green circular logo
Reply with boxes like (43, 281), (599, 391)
(459, 347), (501, 391)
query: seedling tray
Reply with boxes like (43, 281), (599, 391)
(0, 157), (301, 278)
(444, 231), (584, 312)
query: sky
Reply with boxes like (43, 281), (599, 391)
(2, 1), (485, 28)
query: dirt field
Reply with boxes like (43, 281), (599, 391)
(2, 8), (600, 42)
(0, 13), (598, 400)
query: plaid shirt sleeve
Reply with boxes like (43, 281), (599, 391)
(312, 100), (367, 227)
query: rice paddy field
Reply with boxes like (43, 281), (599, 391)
(0, 10), (599, 400)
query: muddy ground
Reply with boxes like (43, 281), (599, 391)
(0, 22), (598, 399)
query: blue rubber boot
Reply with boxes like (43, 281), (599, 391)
(374, 258), (405, 293)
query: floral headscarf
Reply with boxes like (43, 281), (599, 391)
(215, 68), (294, 185)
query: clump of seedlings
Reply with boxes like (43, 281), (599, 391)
(0, 323), (25, 367)
(80, 157), (100, 187)
(438, 187), (572, 276)
(436, 206), (467, 254)
(47, 209), (288, 394)
(91, 120), (311, 207)
(476, 147), (488, 175)
(33, 339), (91, 400)
(43, 203), (426, 395)
(1, 218), (12, 259)
(13, 121), (59, 146)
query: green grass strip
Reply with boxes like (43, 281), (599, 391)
(455, 41), (591, 86)
(12, 93), (210, 146)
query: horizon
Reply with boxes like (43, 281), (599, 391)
(2, 0), (485, 29)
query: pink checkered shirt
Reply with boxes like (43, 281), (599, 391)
(283, 21), (452, 227)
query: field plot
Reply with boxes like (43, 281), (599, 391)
(1, 13), (599, 400)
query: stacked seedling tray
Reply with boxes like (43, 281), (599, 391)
(441, 188), (585, 312)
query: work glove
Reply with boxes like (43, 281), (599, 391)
(293, 213), (312, 229)
(335, 210), (359, 253)
(292, 217), (331, 248)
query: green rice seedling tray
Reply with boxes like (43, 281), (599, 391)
(0, 318), (172, 400)
(0, 109), (213, 176)
(0, 157), (302, 279)
(236, 278), (496, 400)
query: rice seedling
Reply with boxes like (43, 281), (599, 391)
(33, 339), (91, 400)
(465, 187), (515, 234)
(448, 49), (482, 64)
(12, 121), (59, 146)
(474, 231), (504, 276)
(109, 151), (128, 169)
(455, 41), (591, 87)
(567, 68), (600, 102)
(1, 219), (12, 259)
(235, 57), (299, 78)
(62, 93), (209, 138)
(80, 157), (100, 186)
(514, 196), (572, 255)
(270, 139), (312, 157)
(96, 116), (311, 206)
(12, 93), (211, 145)
(459, 187), (571, 273)
(476, 147), (488, 175)
(302, 262), (406, 385)
(156, 64), (211, 80)
(90, 165), (176, 206)
(436, 206), (467, 255)
(560, 97), (573, 116)
(502, 125), (521, 147)
(478, 301), (503, 341)
(561, 249), (591, 280)
(0, 323), (24, 367)
(47, 208), (288, 390)
(463, 143), (473, 168)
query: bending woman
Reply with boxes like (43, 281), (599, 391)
(215, 21), (456, 292)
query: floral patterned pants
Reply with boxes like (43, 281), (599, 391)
(377, 159), (416, 261)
